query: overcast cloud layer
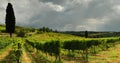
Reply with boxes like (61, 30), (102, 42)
(0, 0), (120, 31)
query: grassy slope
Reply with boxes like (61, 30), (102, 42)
(27, 32), (85, 41)
(0, 25), (5, 31)
(0, 24), (31, 32)
(27, 32), (120, 43)
(89, 43), (120, 63)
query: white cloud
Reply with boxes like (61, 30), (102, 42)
(113, 5), (120, 13)
(87, 18), (105, 24)
(44, 2), (64, 12)
(75, 25), (86, 31)
(84, 18), (109, 31)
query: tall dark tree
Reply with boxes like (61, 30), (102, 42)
(5, 3), (16, 37)
(85, 31), (88, 38)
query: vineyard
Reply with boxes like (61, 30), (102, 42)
(0, 1), (120, 63)
(26, 33), (120, 63)
(0, 31), (120, 63)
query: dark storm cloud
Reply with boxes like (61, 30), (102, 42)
(0, 0), (120, 31)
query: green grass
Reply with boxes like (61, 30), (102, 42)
(27, 32), (84, 41)
(88, 44), (120, 63)
(26, 32), (120, 43)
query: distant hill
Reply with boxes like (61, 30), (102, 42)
(61, 31), (120, 38)
(0, 24), (120, 38)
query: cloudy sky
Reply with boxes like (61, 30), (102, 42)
(0, 0), (120, 31)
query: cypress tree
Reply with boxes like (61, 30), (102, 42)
(85, 31), (88, 38)
(5, 3), (16, 37)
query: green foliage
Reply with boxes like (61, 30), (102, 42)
(17, 30), (26, 37)
(63, 40), (101, 51)
(38, 27), (53, 32)
(26, 39), (61, 61)
(0, 37), (13, 49)
(43, 40), (60, 56)
(52, 60), (63, 63)
(67, 51), (76, 57)
(12, 38), (23, 63)
(26, 32), (120, 62)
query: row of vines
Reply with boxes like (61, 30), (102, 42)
(26, 38), (120, 63)
(0, 37), (23, 63)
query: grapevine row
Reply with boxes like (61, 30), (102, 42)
(26, 38), (120, 62)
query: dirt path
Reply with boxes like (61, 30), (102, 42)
(0, 46), (12, 61)
(22, 48), (32, 63)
